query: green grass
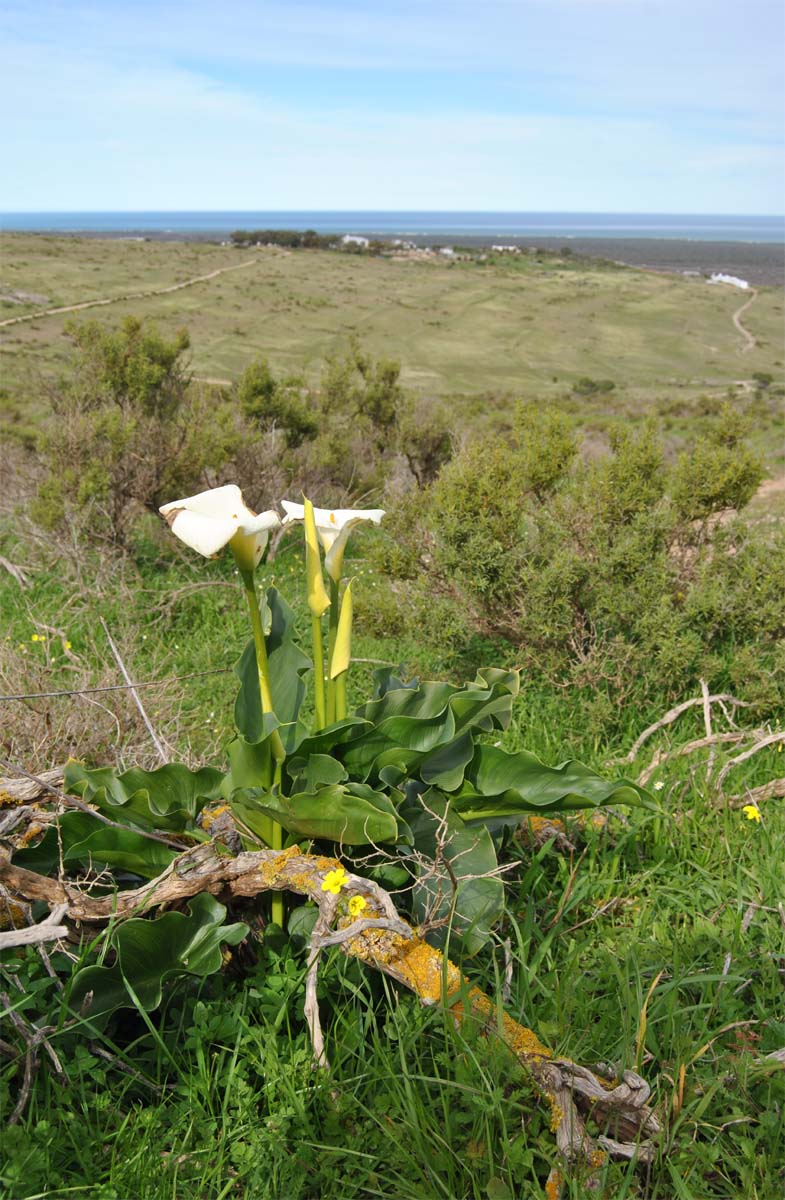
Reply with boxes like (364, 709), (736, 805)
(2, 235), (783, 472)
(1, 531), (783, 1199)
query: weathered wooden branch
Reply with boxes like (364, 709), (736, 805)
(729, 777), (785, 807)
(0, 904), (68, 950)
(0, 842), (660, 1178)
(611, 692), (753, 767)
(637, 731), (760, 787)
(716, 731), (785, 787)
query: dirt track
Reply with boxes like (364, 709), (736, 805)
(0, 257), (258, 329)
(732, 289), (758, 353)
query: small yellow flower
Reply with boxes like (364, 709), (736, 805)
(348, 895), (367, 918)
(742, 804), (762, 823)
(321, 866), (350, 895)
(31, 634), (40, 642)
(64, 641), (72, 651)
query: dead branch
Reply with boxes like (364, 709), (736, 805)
(612, 693), (754, 767)
(728, 777), (785, 808)
(638, 732), (758, 787)
(0, 767), (64, 805)
(0, 555), (31, 589)
(0, 904), (68, 950)
(0, 841), (660, 1176)
(304, 893), (337, 1070)
(0, 987), (65, 1124)
(700, 679), (716, 780)
(716, 731), (785, 788)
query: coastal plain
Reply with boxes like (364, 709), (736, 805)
(1, 233), (783, 472)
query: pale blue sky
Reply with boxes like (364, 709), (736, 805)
(2, 0), (783, 212)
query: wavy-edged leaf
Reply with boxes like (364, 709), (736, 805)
(451, 745), (653, 818)
(232, 782), (400, 845)
(69, 893), (248, 1020)
(64, 762), (224, 833)
(12, 811), (178, 880)
(408, 791), (503, 957)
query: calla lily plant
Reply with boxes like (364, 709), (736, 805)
(147, 481), (651, 948)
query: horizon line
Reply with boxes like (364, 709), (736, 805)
(1, 208), (783, 219)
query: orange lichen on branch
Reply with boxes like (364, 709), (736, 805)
(544, 1166), (563, 1200)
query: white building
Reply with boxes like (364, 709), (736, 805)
(342, 234), (370, 249)
(708, 272), (750, 289)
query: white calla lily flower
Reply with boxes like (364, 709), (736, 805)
(160, 485), (280, 572)
(281, 501), (385, 582)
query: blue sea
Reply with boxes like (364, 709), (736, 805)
(1, 211), (782, 243)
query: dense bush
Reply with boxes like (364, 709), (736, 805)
(234, 340), (452, 498)
(29, 321), (454, 547)
(373, 404), (782, 733)
(32, 318), (240, 543)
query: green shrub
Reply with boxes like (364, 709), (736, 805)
(32, 317), (239, 542)
(375, 408), (782, 733)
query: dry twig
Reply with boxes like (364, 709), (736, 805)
(612, 692), (753, 767)
(716, 731), (785, 787)
(99, 618), (168, 763)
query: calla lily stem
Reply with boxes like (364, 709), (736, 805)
(326, 578), (340, 725)
(311, 615), (327, 731)
(241, 569), (285, 927)
(334, 672), (348, 722)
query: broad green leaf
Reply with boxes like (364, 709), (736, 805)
(420, 730), (475, 790)
(286, 718), (370, 771)
(287, 903), (319, 947)
(451, 744), (652, 818)
(223, 711), (281, 795)
(64, 762), (224, 833)
(69, 893), (248, 1020)
(408, 792), (503, 957)
(288, 753), (348, 794)
(234, 783), (400, 845)
(13, 811), (178, 879)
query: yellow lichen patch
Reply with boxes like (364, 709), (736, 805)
(389, 937), (464, 1003)
(464, 988), (552, 1063)
(14, 821), (45, 849)
(525, 815), (567, 838)
(589, 1148), (607, 1169)
(199, 803), (230, 831)
(544, 1166), (563, 1200)
(0, 898), (30, 930)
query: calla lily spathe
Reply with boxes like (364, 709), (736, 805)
(281, 502), (385, 582)
(159, 485), (280, 572)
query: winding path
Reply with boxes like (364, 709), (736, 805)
(0, 256), (258, 329)
(731, 288), (758, 354)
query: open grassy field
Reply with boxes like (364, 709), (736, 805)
(2, 234), (783, 469)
